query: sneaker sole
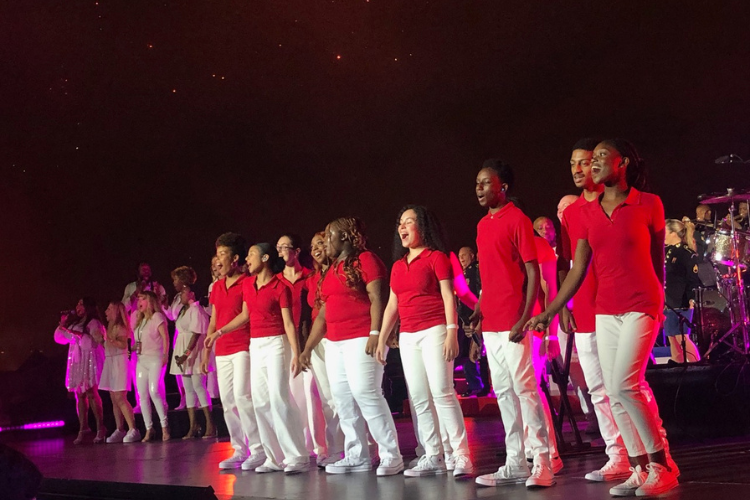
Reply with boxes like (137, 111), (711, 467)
(453, 469), (474, 478)
(475, 477), (528, 487)
(325, 466), (372, 474)
(526, 480), (556, 488)
(586, 472), (633, 482)
(404, 469), (448, 477)
(610, 487), (639, 496)
(376, 467), (404, 476)
(635, 478), (679, 497)
(219, 461), (245, 470)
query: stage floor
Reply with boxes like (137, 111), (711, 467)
(8, 416), (750, 500)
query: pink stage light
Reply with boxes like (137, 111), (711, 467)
(0, 420), (65, 432)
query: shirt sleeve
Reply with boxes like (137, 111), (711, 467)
(359, 251), (387, 284)
(187, 306), (208, 335)
(152, 312), (167, 330)
(560, 212), (573, 262)
(279, 284), (293, 309)
(651, 195), (666, 233)
(434, 252), (453, 281)
(517, 215), (538, 263)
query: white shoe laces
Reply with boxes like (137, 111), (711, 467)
(454, 455), (471, 469)
(622, 467), (645, 487)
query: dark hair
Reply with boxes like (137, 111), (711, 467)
(392, 205), (449, 262)
(317, 217), (368, 306)
(572, 137), (602, 151)
(279, 233), (314, 269)
(600, 138), (649, 192)
(254, 243), (286, 274)
(481, 158), (514, 192)
(215, 232), (248, 265)
(66, 296), (101, 328)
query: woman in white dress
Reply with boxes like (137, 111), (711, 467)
(54, 297), (106, 444)
(169, 275), (216, 439)
(101, 301), (140, 443)
(132, 291), (170, 442)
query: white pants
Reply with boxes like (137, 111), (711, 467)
(309, 339), (345, 455)
(207, 349), (219, 399)
(326, 336), (401, 461)
(400, 325), (469, 458)
(181, 373), (210, 408)
(136, 355), (168, 429)
(557, 331), (594, 417)
(216, 350), (263, 457)
(484, 331), (550, 466)
(289, 363), (328, 455)
(250, 336), (309, 466)
(596, 313), (665, 456)
(562, 330), (627, 459)
(527, 335), (559, 459)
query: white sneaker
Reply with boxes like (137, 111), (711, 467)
(404, 455), (447, 477)
(376, 457), (404, 476)
(609, 466), (647, 496)
(445, 453), (456, 471)
(219, 453), (247, 470)
(325, 456), (372, 474)
(476, 463), (530, 487)
(408, 457), (421, 469)
(551, 455), (564, 475)
(585, 458), (632, 482)
(452, 455), (474, 478)
(317, 453), (343, 468)
(635, 463), (678, 497)
(106, 429), (127, 444)
(255, 460), (283, 473)
(525, 463), (555, 488)
(122, 428), (141, 443)
(241, 454), (267, 471)
(284, 462), (310, 474)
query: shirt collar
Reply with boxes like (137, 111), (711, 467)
(486, 201), (515, 219)
(401, 248), (433, 264)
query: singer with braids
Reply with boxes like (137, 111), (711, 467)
(527, 139), (679, 497)
(297, 217), (404, 476)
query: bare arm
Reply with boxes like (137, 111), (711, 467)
(439, 279), (459, 360)
(281, 307), (301, 376)
(296, 304), (327, 376)
(376, 289), (399, 364)
(509, 260), (539, 342)
(365, 278), (386, 356)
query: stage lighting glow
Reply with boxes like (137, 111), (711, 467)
(0, 420), (65, 432)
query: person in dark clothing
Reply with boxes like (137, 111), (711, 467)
(456, 246), (487, 396)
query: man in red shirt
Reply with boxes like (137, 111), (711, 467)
(471, 159), (554, 489)
(202, 233), (265, 471)
(557, 138), (630, 482)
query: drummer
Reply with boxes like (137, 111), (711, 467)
(664, 220), (702, 363)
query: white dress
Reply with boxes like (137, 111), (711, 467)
(99, 325), (131, 392)
(169, 303), (212, 376)
(54, 319), (105, 393)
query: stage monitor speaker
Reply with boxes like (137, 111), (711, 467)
(38, 478), (217, 500)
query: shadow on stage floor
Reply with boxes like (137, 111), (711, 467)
(6, 416), (750, 500)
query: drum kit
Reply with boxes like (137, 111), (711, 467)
(692, 188), (750, 359)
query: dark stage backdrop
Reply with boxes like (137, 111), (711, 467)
(2, 1), (750, 370)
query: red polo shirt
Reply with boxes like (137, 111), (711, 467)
(321, 250), (387, 341)
(476, 202), (538, 332)
(303, 270), (323, 323)
(277, 268), (313, 327)
(209, 273), (251, 356)
(390, 249), (453, 332)
(580, 188), (665, 317)
(242, 275), (292, 338)
(560, 195), (598, 333)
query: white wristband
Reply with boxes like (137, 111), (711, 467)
(369, 330), (380, 336)
(216, 329), (224, 337)
(446, 324), (458, 329)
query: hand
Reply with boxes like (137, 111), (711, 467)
(290, 356), (299, 377)
(386, 330), (399, 349)
(463, 323), (475, 338)
(443, 334), (459, 361)
(365, 335), (379, 357)
(200, 356), (209, 375)
(546, 337), (561, 360)
(524, 311), (553, 334)
(204, 331), (219, 349)
(559, 306), (577, 334)
(296, 350), (312, 377)
(469, 341), (481, 363)
(375, 344), (388, 365)
(175, 354), (188, 366)
(509, 321), (527, 343)
(468, 306), (483, 333)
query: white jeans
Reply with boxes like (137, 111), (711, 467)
(181, 373), (209, 408)
(289, 363), (328, 455)
(528, 335), (559, 459)
(561, 330), (627, 459)
(136, 355), (168, 429)
(250, 336), (309, 466)
(596, 313), (665, 456)
(399, 325), (469, 458)
(216, 350), (263, 457)
(309, 339), (345, 455)
(326, 336), (401, 461)
(484, 331), (550, 466)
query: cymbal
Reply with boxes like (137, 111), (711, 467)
(698, 188), (750, 204)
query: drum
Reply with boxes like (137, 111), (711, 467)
(711, 229), (750, 266)
(693, 287), (731, 357)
